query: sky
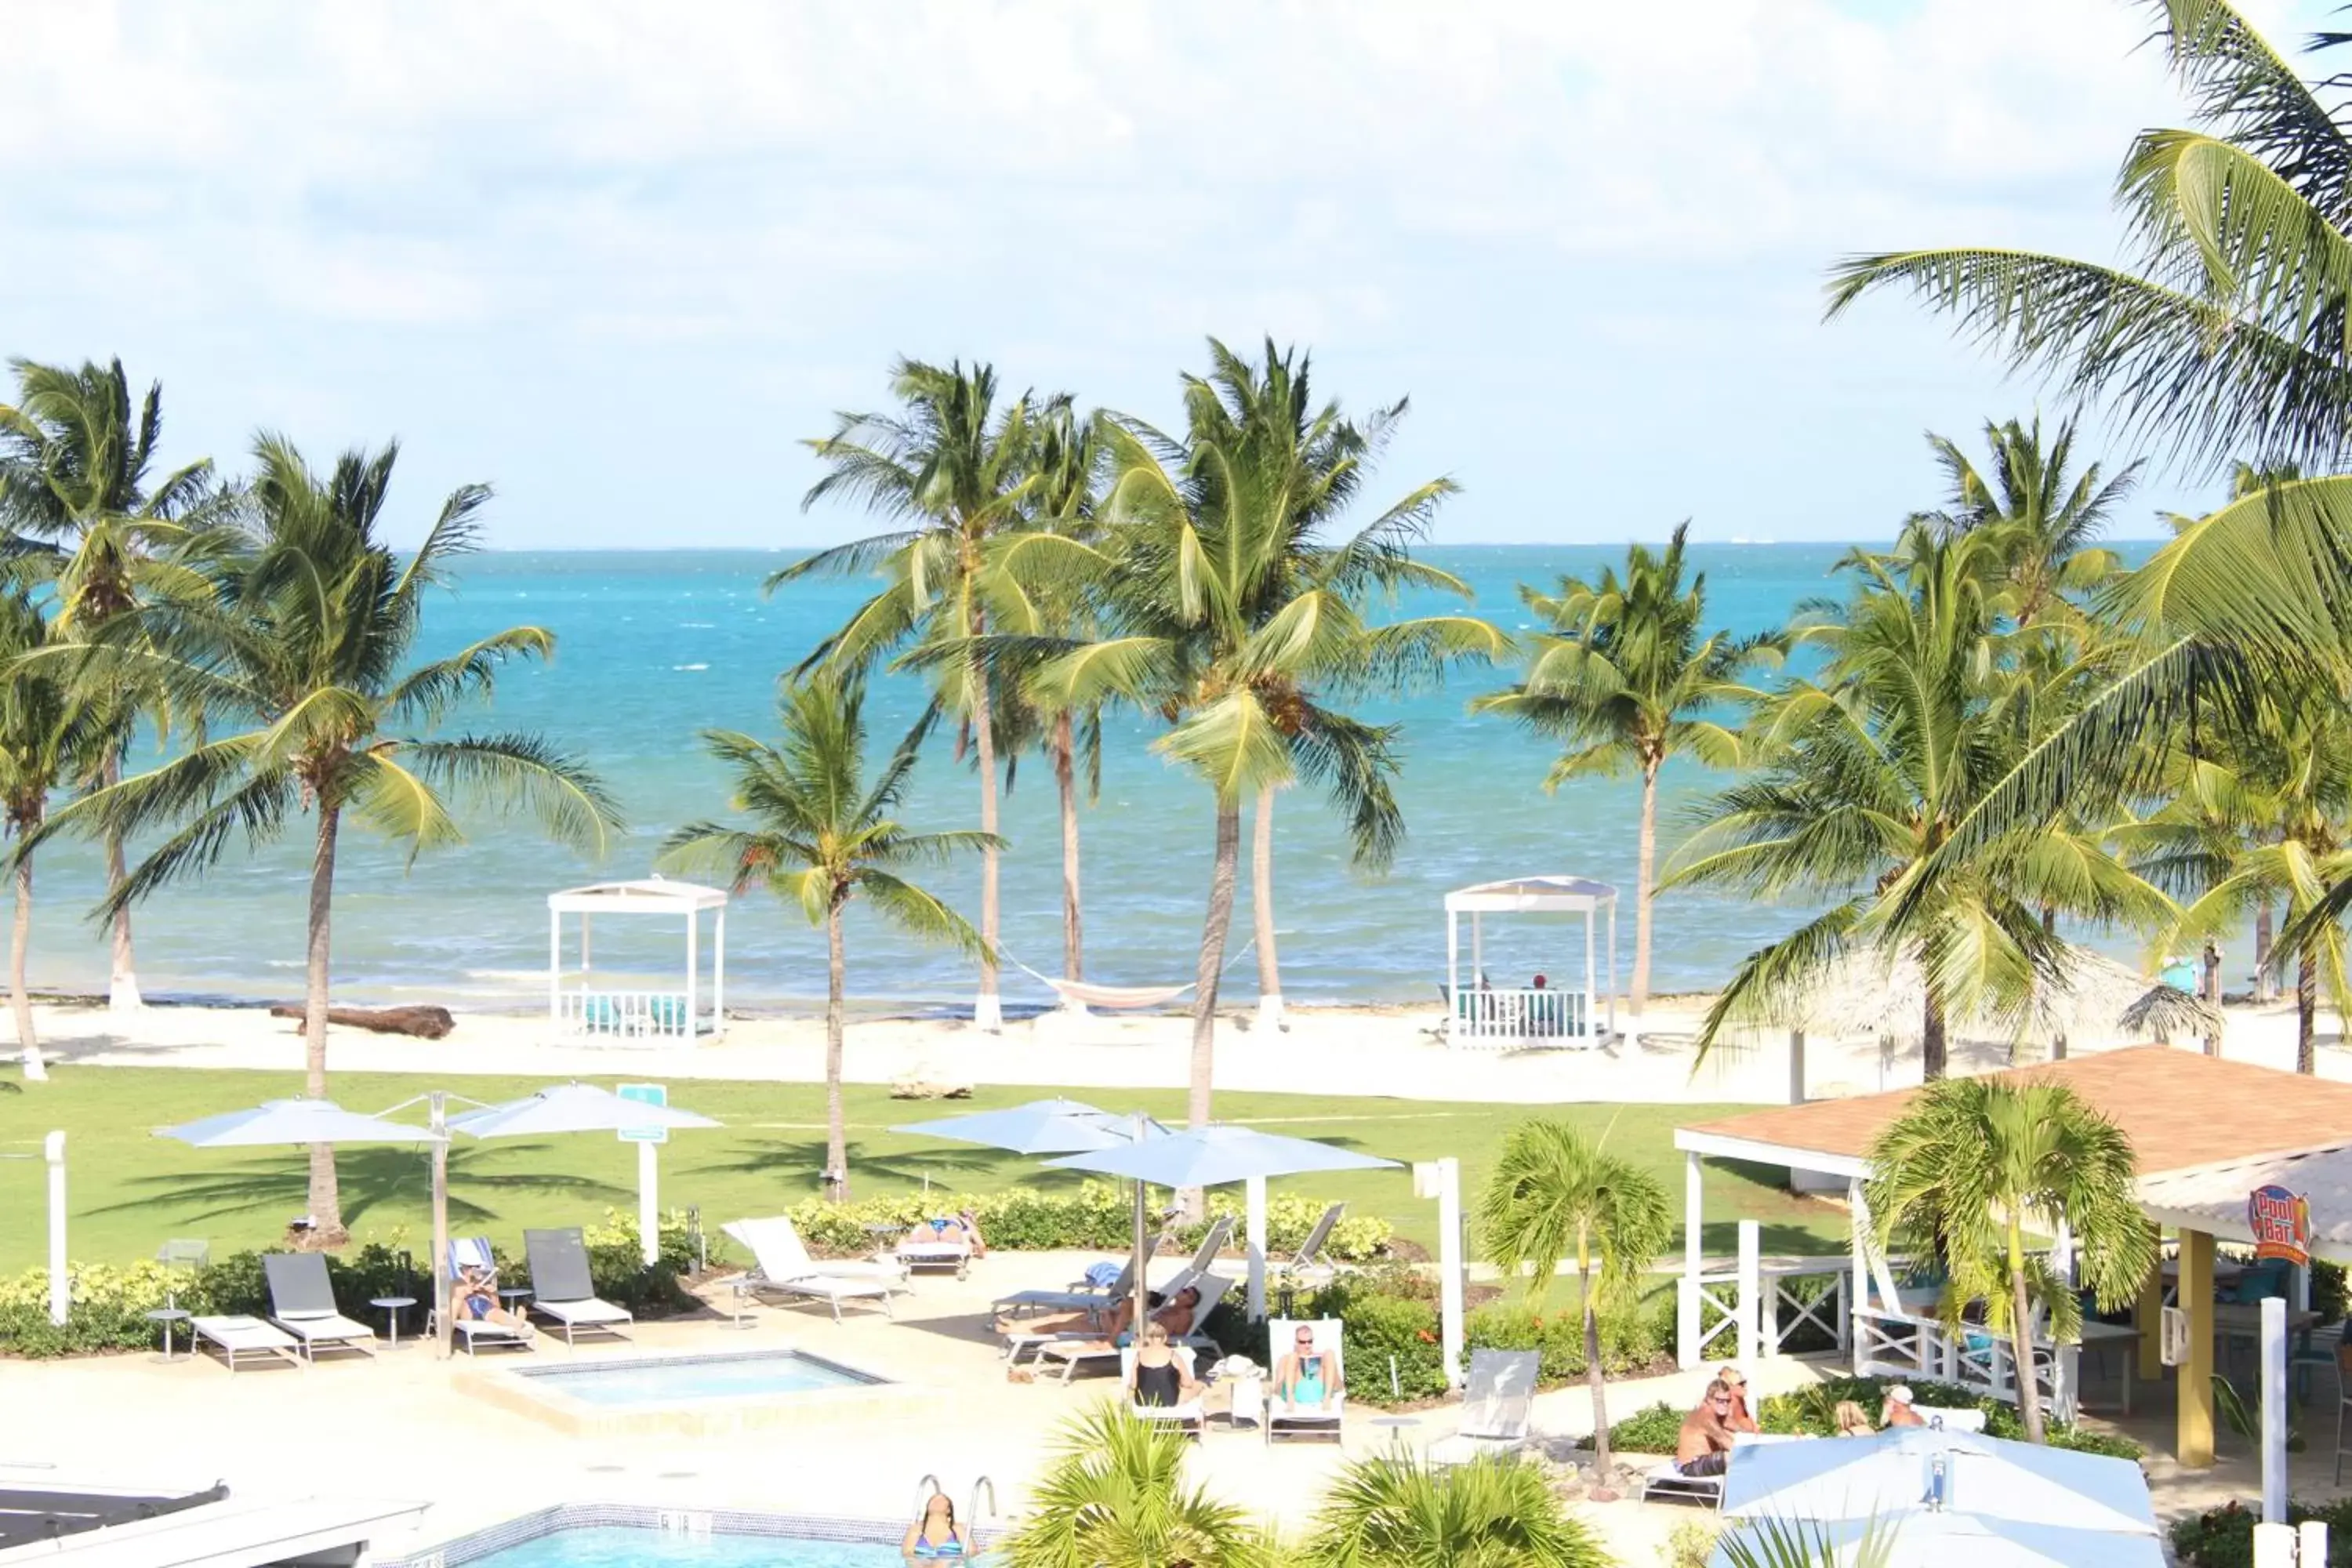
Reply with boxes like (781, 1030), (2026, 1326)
(2, 0), (2340, 550)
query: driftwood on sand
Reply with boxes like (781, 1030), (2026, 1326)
(268, 1003), (456, 1040)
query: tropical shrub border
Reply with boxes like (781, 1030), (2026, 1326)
(1590, 1374), (2145, 1459)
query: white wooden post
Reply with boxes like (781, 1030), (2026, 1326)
(639, 1142), (661, 1267)
(1679, 1151), (1704, 1368)
(684, 909), (699, 1041)
(1606, 896), (1617, 1034)
(581, 913), (591, 976)
(713, 907), (726, 1036)
(547, 906), (561, 1029)
(1470, 912), (1483, 987)
(1584, 909), (1597, 1039)
(1245, 1175), (1268, 1321)
(2052, 1215), (2078, 1419)
(1848, 1179), (1871, 1370)
(2263, 1296), (2288, 1523)
(1415, 1159), (1466, 1389)
(1446, 909), (1460, 1047)
(1737, 1218), (1762, 1367)
(1788, 1029), (1806, 1105)
(45, 1131), (67, 1327)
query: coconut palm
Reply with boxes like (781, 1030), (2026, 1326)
(1296, 1453), (1609, 1568)
(1866, 1076), (2158, 1444)
(0, 358), (223, 1013)
(1039, 339), (1502, 1124)
(1918, 416), (2138, 626)
(659, 670), (996, 1200)
(0, 586), (103, 1082)
(28, 436), (615, 1242)
(777, 360), (1047, 1033)
(1477, 1118), (1672, 1501)
(1473, 524), (1778, 1013)
(996, 1405), (1276, 1568)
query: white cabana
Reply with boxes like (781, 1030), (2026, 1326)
(1442, 876), (1617, 1049)
(546, 878), (728, 1040)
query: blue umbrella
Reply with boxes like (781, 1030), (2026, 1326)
(891, 1098), (1165, 1156)
(1710, 1511), (2164, 1567)
(160, 1098), (443, 1149)
(445, 1082), (721, 1139)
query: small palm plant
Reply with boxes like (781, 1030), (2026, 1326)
(1478, 1119), (1673, 1501)
(996, 1405), (1276, 1568)
(660, 670), (997, 1201)
(1295, 1452), (1609, 1568)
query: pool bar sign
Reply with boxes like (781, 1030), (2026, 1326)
(617, 1083), (670, 1145)
(2247, 1184), (2312, 1268)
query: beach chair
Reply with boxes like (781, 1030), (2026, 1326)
(1280, 1203), (1347, 1290)
(190, 1314), (303, 1374)
(1036, 1275), (1235, 1384)
(723, 1216), (903, 1323)
(1265, 1316), (1346, 1444)
(1151, 1217), (1235, 1297)
(260, 1254), (377, 1364)
(1639, 1457), (1726, 1508)
(426, 1237), (535, 1355)
(1121, 1344), (1207, 1440)
(895, 1217), (978, 1279)
(992, 1232), (1170, 1324)
(1426, 1348), (1539, 1465)
(522, 1228), (634, 1347)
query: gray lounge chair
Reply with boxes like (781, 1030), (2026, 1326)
(1427, 1348), (1539, 1465)
(523, 1228), (634, 1347)
(1281, 1203), (1347, 1289)
(261, 1254), (376, 1363)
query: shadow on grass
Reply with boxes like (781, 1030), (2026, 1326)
(681, 1137), (1138, 1196)
(92, 1143), (632, 1231)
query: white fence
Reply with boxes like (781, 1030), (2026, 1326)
(1449, 986), (1594, 1047)
(556, 989), (696, 1039)
(1853, 1306), (2072, 1419)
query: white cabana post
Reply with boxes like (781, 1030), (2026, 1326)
(546, 878), (728, 1040)
(1441, 876), (1618, 1049)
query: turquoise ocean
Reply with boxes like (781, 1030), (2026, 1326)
(16, 543), (2016, 1014)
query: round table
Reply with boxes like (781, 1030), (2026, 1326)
(146, 1306), (190, 1362)
(499, 1287), (533, 1327)
(1370, 1415), (1422, 1455)
(370, 1296), (417, 1348)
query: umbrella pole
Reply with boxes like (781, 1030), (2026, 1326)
(1131, 1112), (1149, 1344)
(430, 1091), (452, 1360)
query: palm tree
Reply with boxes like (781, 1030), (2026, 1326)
(0, 358), (222, 1013)
(30, 436), (615, 1242)
(1476, 1118), (1672, 1502)
(1867, 1076), (2158, 1444)
(1040, 339), (1501, 1124)
(996, 1405), (1276, 1568)
(660, 670), (996, 1200)
(0, 586), (101, 1082)
(778, 360), (1046, 1033)
(1296, 1453), (1608, 1567)
(1918, 416), (2137, 626)
(1473, 524), (1778, 1014)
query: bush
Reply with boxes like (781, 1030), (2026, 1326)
(1594, 1399), (1686, 1454)
(1668, 1521), (1719, 1568)
(1319, 1286), (1449, 1403)
(2172, 1498), (2352, 1567)
(776, 1182), (1391, 1263)
(1754, 1374), (2143, 1459)
(2315, 1259), (2349, 1325)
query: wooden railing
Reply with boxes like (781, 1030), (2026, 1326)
(1449, 986), (1592, 1047)
(557, 989), (695, 1039)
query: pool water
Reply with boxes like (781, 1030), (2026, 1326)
(466, 1526), (906, 1568)
(517, 1351), (884, 1407)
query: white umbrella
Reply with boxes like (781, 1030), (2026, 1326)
(1711, 1512), (2164, 1568)
(160, 1098), (445, 1150)
(445, 1082), (721, 1138)
(891, 1098), (1166, 1156)
(1720, 1428), (2160, 1539)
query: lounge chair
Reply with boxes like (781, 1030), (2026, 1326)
(1427, 1348), (1539, 1465)
(1122, 1344), (1207, 1439)
(1639, 1457), (1726, 1508)
(190, 1314), (303, 1374)
(522, 1228), (634, 1347)
(1280, 1203), (1347, 1290)
(1036, 1275), (1235, 1384)
(992, 1232), (1170, 1324)
(723, 1216), (903, 1323)
(1150, 1216), (1235, 1297)
(1266, 1316), (1346, 1444)
(895, 1218), (978, 1279)
(260, 1254), (377, 1363)
(426, 1237), (535, 1355)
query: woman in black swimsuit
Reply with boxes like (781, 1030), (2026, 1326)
(1126, 1321), (1200, 1407)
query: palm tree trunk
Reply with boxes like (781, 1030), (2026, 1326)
(1921, 989), (1948, 1082)
(102, 752), (140, 1013)
(2255, 903), (2274, 1003)
(1053, 711), (1083, 985)
(1252, 784), (1283, 1032)
(303, 804), (344, 1243)
(1632, 761), (1658, 1014)
(2008, 1217), (2046, 1444)
(2298, 949), (2318, 1075)
(1188, 800), (1242, 1132)
(11, 837), (42, 1083)
(825, 901), (849, 1201)
(1582, 1246), (1618, 1501)
(971, 647), (1001, 1033)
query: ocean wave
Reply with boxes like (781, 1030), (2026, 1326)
(678, 622), (715, 629)
(672, 662), (710, 672)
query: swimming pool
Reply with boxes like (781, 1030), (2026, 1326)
(515, 1349), (883, 1406)
(380, 1506), (977, 1568)
(476, 1348), (913, 1437)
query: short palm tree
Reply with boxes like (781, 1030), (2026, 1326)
(1867, 1076), (2158, 1444)
(1295, 1453), (1608, 1568)
(1473, 522), (1777, 1013)
(659, 670), (996, 1200)
(32, 436), (615, 1242)
(778, 360), (1046, 1033)
(996, 1405), (1276, 1568)
(1477, 1118), (1672, 1501)
(0, 357), (223, 1012)
(0, 586), (102, 1082)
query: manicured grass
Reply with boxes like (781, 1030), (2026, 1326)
(0, 1065), (1849, 1270)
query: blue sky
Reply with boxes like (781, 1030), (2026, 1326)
(3, 0), (2337, 548)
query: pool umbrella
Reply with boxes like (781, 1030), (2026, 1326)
(160, 1098), (446, 1150)
(1045, 1124), (1399, 1323)
(890, 1098), (1166, 1156)
(1719, 1426), (2161, 1538)
(1708, 1512), (2164, 1568)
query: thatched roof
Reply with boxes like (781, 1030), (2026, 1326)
(1741, 946), (2218, 1047)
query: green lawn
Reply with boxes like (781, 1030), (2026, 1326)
(0, 1065), (1849, 1271)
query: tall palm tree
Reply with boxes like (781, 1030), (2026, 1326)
(0, 586), (101, 1082)
(778, 360), (1045, 1033)
(1040, 340), (1501, 1124)
(1867, 1077), (2158, 1444)
(1476, 1118), (1671, 1502)
(1473, 524), (1778, 1014)
(660, 671), (995, 1200)
(997, 1406), (1276, 1568)
(30, 437), (615, 1243)
(1297, 1453), (1609, 1568)
(0, 358), (221, 1013)
(1918, 416), (2138, 626)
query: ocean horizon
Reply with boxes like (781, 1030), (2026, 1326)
(14, 542), (2159, 1014)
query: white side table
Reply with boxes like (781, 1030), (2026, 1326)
(1225, 1376), (1264, 1431)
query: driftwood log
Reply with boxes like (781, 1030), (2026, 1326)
(268, 1003), (456, 1040)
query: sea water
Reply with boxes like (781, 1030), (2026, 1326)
(13, 542), (1999, 1010)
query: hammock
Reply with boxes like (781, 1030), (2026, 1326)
(1005, 935), (1261, 1012)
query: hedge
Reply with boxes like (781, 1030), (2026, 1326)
(1592, 1374), (2145, 1457)
(777, 1184), (1390, 1264)
(2173, 1498), (2352, 1567)
(0, 1209), (700, 1358)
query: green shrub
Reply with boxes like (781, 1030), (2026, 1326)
(1592, 1399), (1686, 1454)
(2172, 1498), (2352, 1566)
(1753, 1374), (2143, 1458)
(2314, 1260), (2348, 1325)
(1320, 1286), (1449, 1403)
(1668, 1520), (1719, 1568)
(775, 1182), (1391, 1263)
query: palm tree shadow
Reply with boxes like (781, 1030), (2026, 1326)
(682, 1138), (1110, 1196)
(96, 1144), (632, 1231)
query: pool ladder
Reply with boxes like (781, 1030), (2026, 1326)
(909, 1474), (998, 1533)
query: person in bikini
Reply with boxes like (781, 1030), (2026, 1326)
(448, 1258), (531, 1336)
(1126, 1321), (1203, 1408)
(900, 1493), (969, 1559)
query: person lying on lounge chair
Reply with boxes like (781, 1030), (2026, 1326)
(1102, 1283), (1203, 1344)
(1273, 1321), (1342, 1407)
(450, 1260), (532, 1335)
(1127, 1322), (1203, 1408)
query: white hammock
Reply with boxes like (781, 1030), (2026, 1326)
(1005, 936), (1260, 1012)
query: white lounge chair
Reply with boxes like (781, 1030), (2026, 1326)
(190, 1314), (303, 1374)
(1280, 1203), (1347, 1290)
(992, 1232), (1170, 1324)
(523, 1227), (634, 1347)
(895, 1218), (978, 1279)
(724, 1216), (904, 1323)
(1266, 1316), (1346, 1444)
(1427, 1348), (1538, 1465)
(260, 1254), (376, 1363)
(1037, 1275), (1234, 1384)
(427, 1237), (535, 1355)
(1122, 1344), (1207, 1439)
(1639, 1456), (1726, 1508)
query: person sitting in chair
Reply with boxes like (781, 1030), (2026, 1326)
(1274, 1321), (1342, 1408)
(1881, 1384), (1926, 1428)
(1127, 1322), (1202, 1408)
(448, 1258), (531, 1336)
(1675, 1378), (1739, 1476)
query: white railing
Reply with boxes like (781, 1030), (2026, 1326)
(1450, 986), (1593, 1047)
(557, 989), (696, 1039)
(1693, 1269), (1740, 1361)
(1853, 1307), (2069, 1418)
(1764, 1263), (1849, 1357)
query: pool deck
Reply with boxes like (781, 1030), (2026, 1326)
(5, 1254), (2312, 1562)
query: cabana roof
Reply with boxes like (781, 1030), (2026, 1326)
(546, 877), (728, 914)
(1443, 876), (1617, 913)
(1677, 1046), (2352, 1182)
(2137, 1144), (2352, 1262)
(1722, 946), (2216, 1047)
